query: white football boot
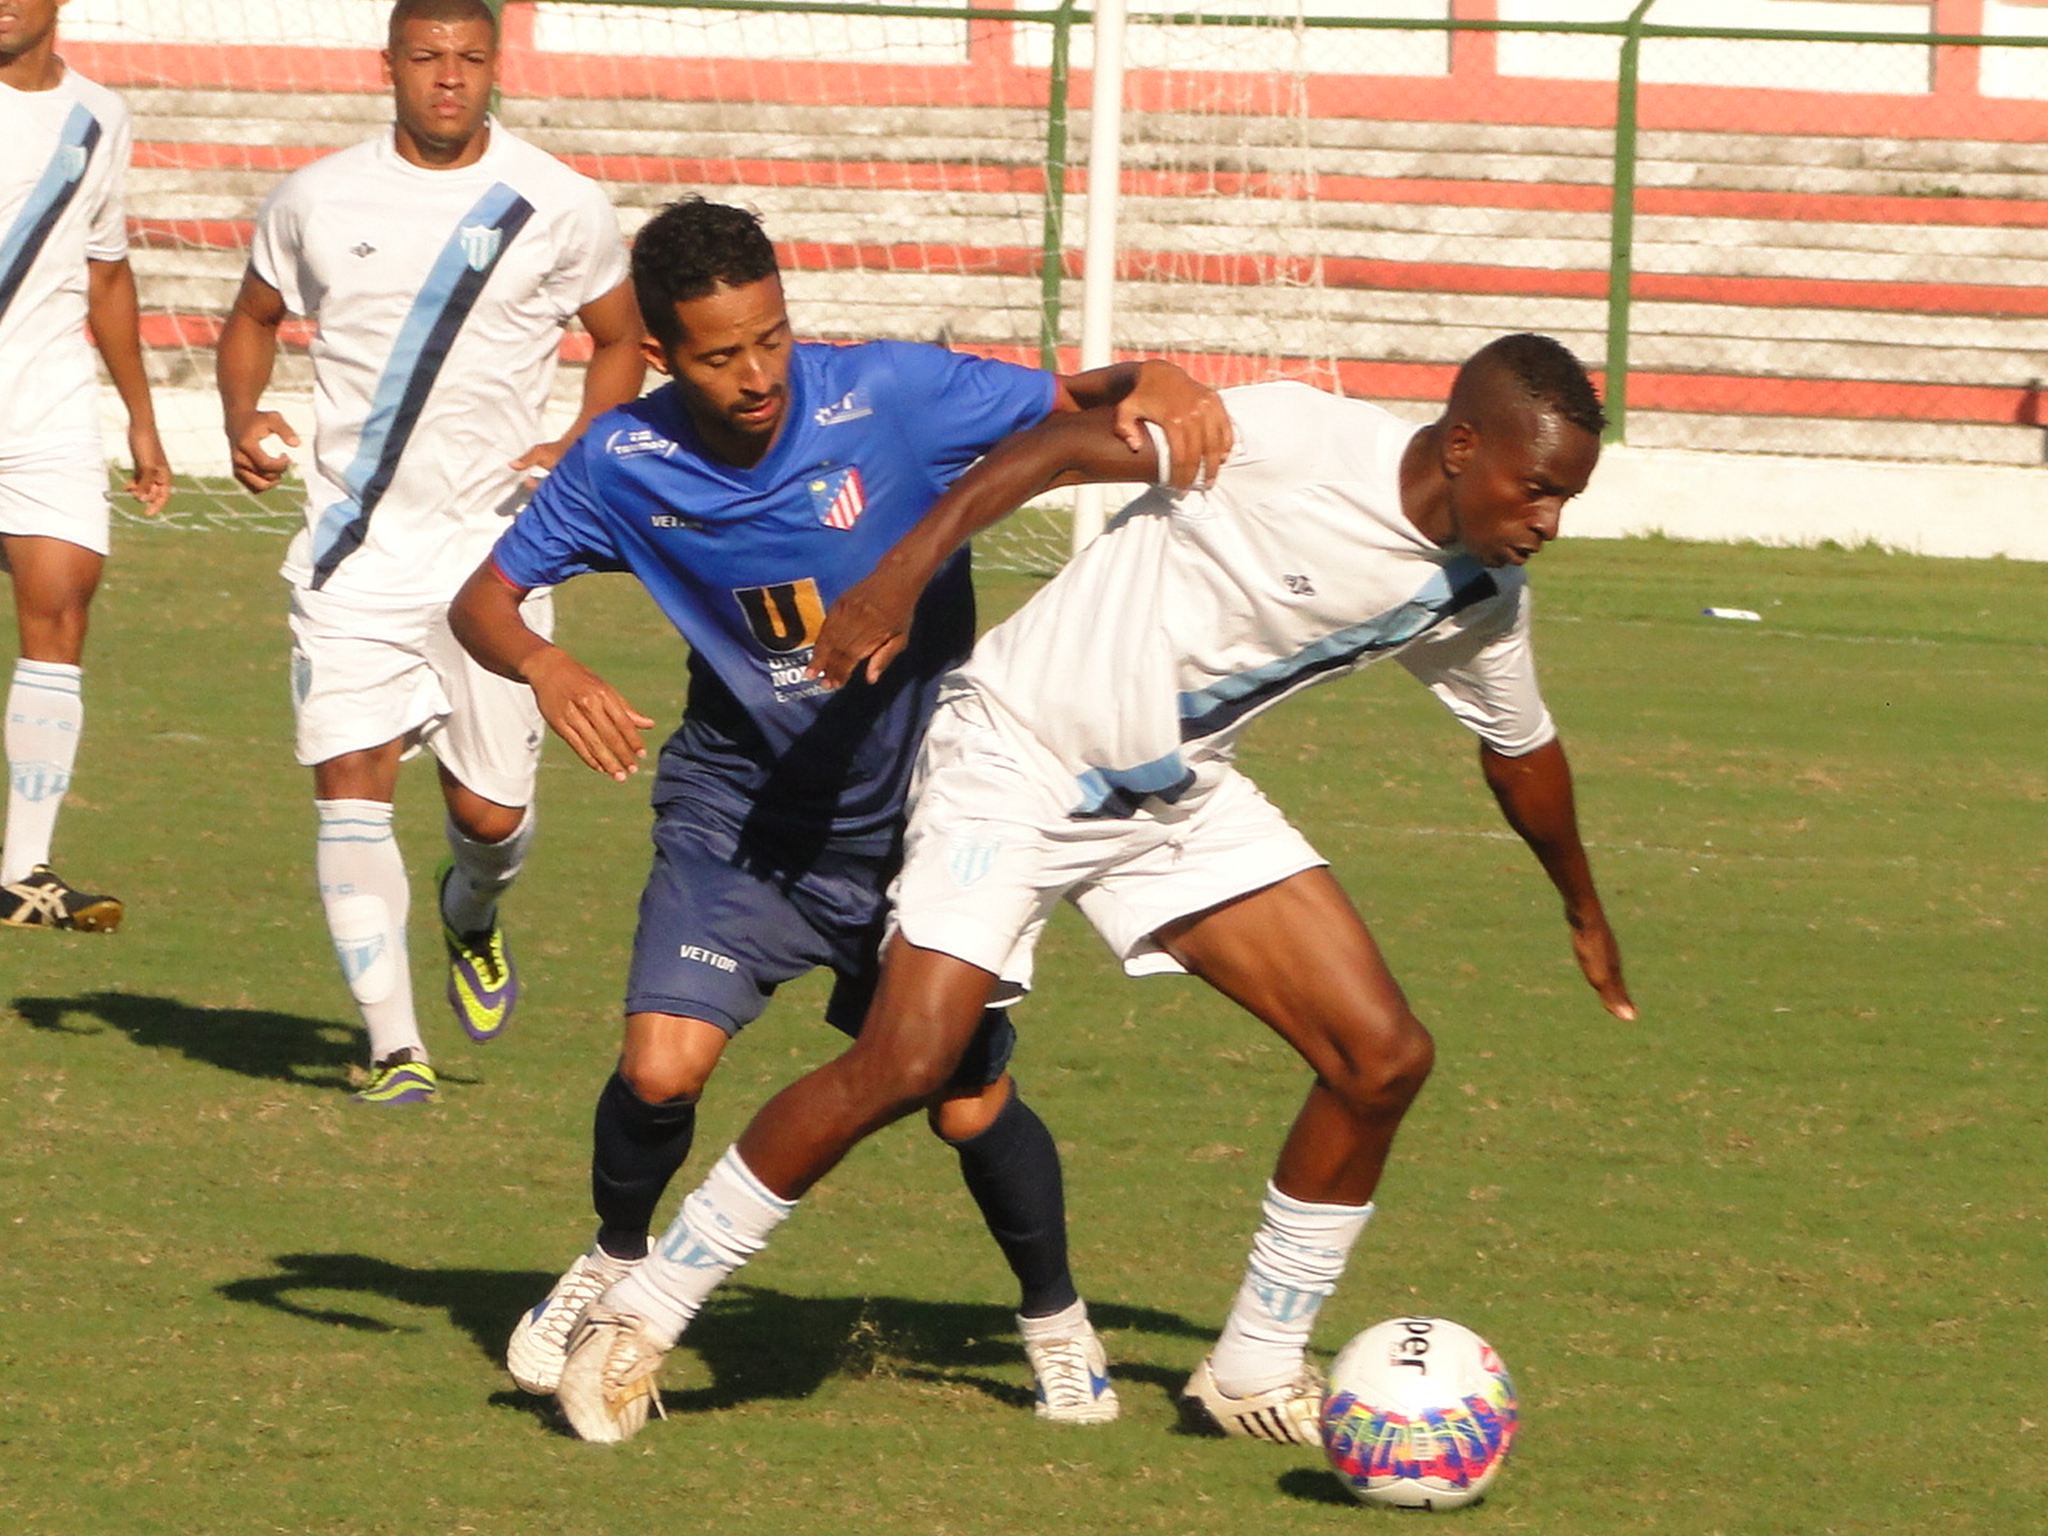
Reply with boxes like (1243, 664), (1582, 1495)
(506, 1249), (641, 1394)
(555, 1307), (671, 1443)
(1021, 1312), (1121, 1425)
(1181, 1354), (1326, 1446)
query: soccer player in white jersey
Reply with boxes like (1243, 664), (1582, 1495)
(552, 333), (1638, 1444)
(214, 0), (643, 1105)
(1, 0), (171, 931)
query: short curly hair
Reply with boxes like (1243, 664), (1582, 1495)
(631, 199), (782, 352)
(1462, 333), (1607, 438)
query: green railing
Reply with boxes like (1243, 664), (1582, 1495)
(569, 0), (2048, 448)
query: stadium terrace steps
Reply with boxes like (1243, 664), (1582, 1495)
(118, 86), (2048, 465)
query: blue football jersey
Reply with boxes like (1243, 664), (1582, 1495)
(491, 339), (1057, 849)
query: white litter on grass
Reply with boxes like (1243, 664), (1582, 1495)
(1702, 607), (1762, 621)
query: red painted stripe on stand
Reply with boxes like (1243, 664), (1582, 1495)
(132, 309), (2040, 426)
(70, 39), (2048, 143)
(133, 138), (2048, 238)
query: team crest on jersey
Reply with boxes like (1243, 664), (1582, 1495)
(458, 223), (503, 271)
(733, 578), (827, 656)
(813, 389), (874, 427)
(58, 144), (89, 183)
(808, 466), (867, 531)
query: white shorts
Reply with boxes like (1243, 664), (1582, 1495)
(0, 436), (110, 556)
(894, 691), (1326, 992)
(287, 585), (553, 808)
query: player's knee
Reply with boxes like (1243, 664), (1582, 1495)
(1323, 1009), (1435, 1115)
(618, 1048), (716, 1104)
(842, 1029), (957, 1112)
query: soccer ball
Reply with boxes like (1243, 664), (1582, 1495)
(1319, 1317), (1518, 1510)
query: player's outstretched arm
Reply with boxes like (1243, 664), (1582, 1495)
(85, 258), (171, 515)
(1056, 358), (1232, 488)
(1479, 738), (1637, 1021)
(509, 280), (647, 480)
(809, 406), (1164, 688)
(449, 559), (655, 782)
(216, 268), (300, 494)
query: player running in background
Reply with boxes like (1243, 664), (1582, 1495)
(450, 196), (1231, 1422)
(550, 334), (1636, 1444)
(214, 0), (643, 1103)
(1, 0), (171, 931)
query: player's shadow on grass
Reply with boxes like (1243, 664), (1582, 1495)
(219, 1252), (556, 1362)
(11, 989), (395, 1091)
(653, 1286), (1212, 1422)
(217, 1252), (1211, 1426)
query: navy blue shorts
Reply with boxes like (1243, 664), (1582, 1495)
(625, 804), (1015, 1091)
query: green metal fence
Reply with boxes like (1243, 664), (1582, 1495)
(551, 0), (2048, 462)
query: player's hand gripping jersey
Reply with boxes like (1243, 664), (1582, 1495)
(958, 381), (1558, 817)
(249, 123), (626, 605)
(491, 340), (1056, 848)
(0, 69), (131, 443)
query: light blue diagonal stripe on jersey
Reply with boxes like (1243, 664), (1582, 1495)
(0, 103), (101, 325)
(309, 181), (529, 576)
(1177, 557), (1497, 743)
(1070, 752), (1197, 819)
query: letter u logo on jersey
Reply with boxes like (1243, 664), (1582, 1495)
(733, 578), (826, 654)
(458, 223), (502, 271)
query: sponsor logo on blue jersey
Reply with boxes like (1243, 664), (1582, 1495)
(606, 425), (678, 459)
(813, 388), (873, 426)
(733, 579), (825, 655)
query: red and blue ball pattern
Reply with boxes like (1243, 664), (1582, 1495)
(1321, 1343), (1518, 1509)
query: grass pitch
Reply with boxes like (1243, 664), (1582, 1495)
(2, 525), (2042, 1534)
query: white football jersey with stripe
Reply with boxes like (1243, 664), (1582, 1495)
(957, 381), (1558, 818)
(250, 122), (627, 606)
(0, 69), (131, 443)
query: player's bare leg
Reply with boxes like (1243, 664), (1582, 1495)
(1157, 867), (1434, 1443)
(557, 950), (1012, 1441)
(2, 537), (120, 928)
(736, 941), (1002, 1195)
(6, 533), (99, 666)
(434, 763), (532, 1042)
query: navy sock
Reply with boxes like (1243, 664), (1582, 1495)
(591, 1068), (697, 1261)
(948, 1087), (1079, 1318)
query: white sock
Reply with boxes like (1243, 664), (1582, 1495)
(315, 798), (422, 1064)
(609, 1147), (795, 1345)
(3, 660), (83, 884)
(1019, 1298), (1091, 1342)
(440, 803), (533, 935)
(1210, 1183), (1375, 1397)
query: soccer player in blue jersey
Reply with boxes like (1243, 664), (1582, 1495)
(543, 334), (1635, 1446)
(450, 196), (1231, 1424)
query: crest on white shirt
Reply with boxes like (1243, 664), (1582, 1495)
(458, 223), (502, 272)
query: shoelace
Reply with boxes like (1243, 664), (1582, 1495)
(534, 1264), (621, 1352)
(4, 880), (69, 924)
(596, 1321), (668, 1418)
(1031, 1338), (1100, 1403)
